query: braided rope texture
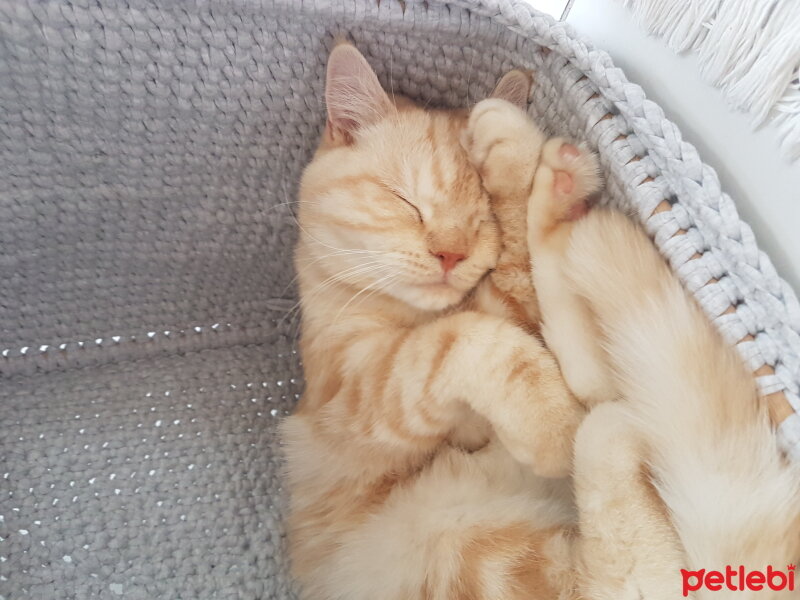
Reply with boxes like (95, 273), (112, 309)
(0, 0), (798, 597)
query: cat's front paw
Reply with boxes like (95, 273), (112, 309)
(529, 138), (603, 236)
(492, 384), (583, 478)
(462, 99), (545, 201)
(496, 422), (577, 479)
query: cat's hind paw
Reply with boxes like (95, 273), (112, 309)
(529, 138), (603, 240)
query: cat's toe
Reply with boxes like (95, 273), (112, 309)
(533, 138), (603, 225)
(559, 142), (581, 161)
(545, 139), (602, 215)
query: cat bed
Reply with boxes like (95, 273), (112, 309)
(1, 1), (798, 598)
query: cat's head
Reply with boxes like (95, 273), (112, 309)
(297, 43), (530, 312)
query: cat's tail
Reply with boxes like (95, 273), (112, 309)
(566, 209), (800, 575)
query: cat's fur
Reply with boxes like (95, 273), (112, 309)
(468, 99), (800, 598)
(283, 43), (800, 599)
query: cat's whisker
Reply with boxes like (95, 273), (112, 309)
(275, 176), (333, 222)
(278, 261), (393, 328)
(263, 198), (313, 214)
(284, 263), (385, 317)
(279, 272), (387, 333)
(353, 272), (399, 308)
(283, 249), (396, 297)
(308, 261), (392, 301)
(291, 216), (355, 255)
(290, 212), (389, 257)
(388, 51), (396, 106)
(296, 247), (391, 262)
(332, 272), (398, 324)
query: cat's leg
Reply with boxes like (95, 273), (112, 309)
(464, 99), (614, 405)
(320, 311), (584, 478)
(573, 403), (686, 599)
(527, 138), (617, 406)
(464, 99), (546, 327)
(321, 441), (579, 600)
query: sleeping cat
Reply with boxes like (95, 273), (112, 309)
(283, 42), (583, 599)
(283, 43), (800, 599)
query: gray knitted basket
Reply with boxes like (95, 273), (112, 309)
(1, 1), (798, 598)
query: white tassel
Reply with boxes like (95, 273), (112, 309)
(617, 0), (800, 162)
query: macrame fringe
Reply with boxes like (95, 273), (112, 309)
(619, 0), (800, 161)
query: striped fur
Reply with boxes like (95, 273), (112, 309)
(284, 44), (584, 600)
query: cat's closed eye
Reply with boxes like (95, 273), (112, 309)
(390, 189), (423, 223)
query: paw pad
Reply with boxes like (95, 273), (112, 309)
(559, 143), (580, 161)
(530, 137), (602, 228)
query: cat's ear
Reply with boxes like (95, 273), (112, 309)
(325, 43), (392, 145)
(490, 69), (533, 109)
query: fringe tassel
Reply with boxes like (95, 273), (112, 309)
(619, 0), (800, 162)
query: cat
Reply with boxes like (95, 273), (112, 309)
(282, 42), (584, 600)
(283, 42), (800, 599)
(466, 98), (800, 598)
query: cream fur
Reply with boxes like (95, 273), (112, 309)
(506, 100), (800, 596)
(564, 211), (800, 598)
(468, 97), (800, 597)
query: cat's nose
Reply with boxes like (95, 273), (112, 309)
(433, 251), (467, 274)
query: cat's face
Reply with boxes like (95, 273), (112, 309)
(300, 106), (498, 312)
(297, 44), (530, 312)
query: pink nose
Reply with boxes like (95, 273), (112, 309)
(434, 251), (466, 274)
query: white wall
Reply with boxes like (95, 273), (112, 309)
(561, 0), (800, 291)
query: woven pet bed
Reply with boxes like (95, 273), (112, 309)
(1, 1), (799, 598)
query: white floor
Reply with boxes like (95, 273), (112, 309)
(525, 0), (800, 292)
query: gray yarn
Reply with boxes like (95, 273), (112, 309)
(1, 0), (798, 598)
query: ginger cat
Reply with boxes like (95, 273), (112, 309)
(283, 42), (582, 600)
(283, 43), (800, 599)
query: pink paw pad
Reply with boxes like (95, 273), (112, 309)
(559, 143), (580, 161)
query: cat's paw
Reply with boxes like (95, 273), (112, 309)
(462, 99), (545, 201)
(496, 423), (576, 479)
(493, 387), (583, 478)
(528, 138), (602, 239)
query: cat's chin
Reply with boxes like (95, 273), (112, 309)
(392, 282), (468, 312)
